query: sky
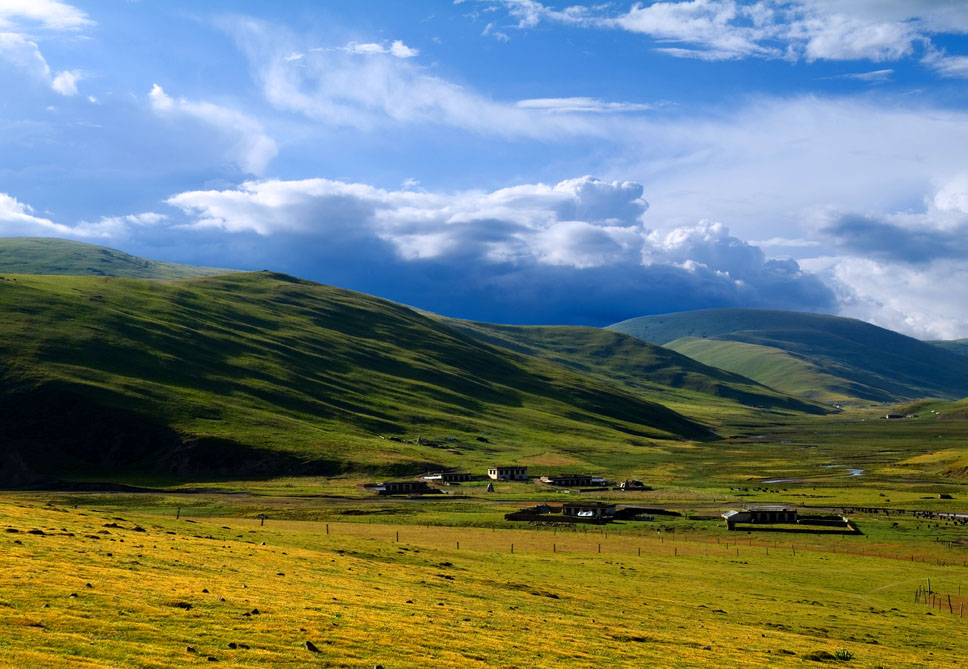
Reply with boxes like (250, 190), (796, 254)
(3, 1), (968, 337)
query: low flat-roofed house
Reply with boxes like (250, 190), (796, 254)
(365, 480), (437, 496)
(540, 474), (595, 487)
(723, 505), (797, 529)
(422, 472), (472, 483)
(488, 465), (528, 481)
(562, 501), (616, 520)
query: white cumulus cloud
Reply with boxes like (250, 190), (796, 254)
(50, 68), (78, 95)
(0, 192), (67, 235)
(162, 174), (825, 297)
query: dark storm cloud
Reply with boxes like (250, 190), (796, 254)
(824, 214), (968, 264)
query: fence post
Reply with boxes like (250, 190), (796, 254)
(511, 544), (514, 553)
(326, 524), (329, 535)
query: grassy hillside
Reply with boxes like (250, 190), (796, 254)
(0, 271), (714, 486)
(928, 338), (968, 358)
(609, 309), (968, 403)
(665, 337), (869, 403)
(0, 237), (231, 279)
(440, 320), (827, 416)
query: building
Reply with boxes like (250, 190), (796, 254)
(503, 503), (554, 522)
(617, 479), (648, 491)
(363, 480), (438, 496)
(561, 501), (617, 520)
(722, 505), (797, 529)
(488, 465), (528, 481)
(540, 474), (596, 487)
(421, 471), (472, 483)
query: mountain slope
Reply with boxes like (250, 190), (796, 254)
(609, 309), (968, 403)
(0, 272), (712, 486)
(928, 339), (968, 358)
(438, 320), (827, 415)
(0, 237), (232, 279)
(663, 338), (871, 403)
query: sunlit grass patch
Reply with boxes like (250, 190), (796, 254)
(2, 496), (968, 667)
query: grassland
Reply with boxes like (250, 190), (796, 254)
(0, 238), (232, 279)
(2, 486), (967, 668)
(3, 389), (968, 667)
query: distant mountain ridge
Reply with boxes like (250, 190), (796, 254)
(609, 308), (968, 403)
(0, 237), (232, 279)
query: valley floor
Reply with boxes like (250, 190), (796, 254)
(2, 492), (967, 667)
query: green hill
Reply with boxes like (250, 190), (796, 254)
(438, 320), (827, 416)
(0, 272), (714, 487)
(0, 237), (232, 279)
(609, 309), (968, 403)
(662, 338), (870, 403)
(928, 339), (968, 358)
(893, 397), (968, 421)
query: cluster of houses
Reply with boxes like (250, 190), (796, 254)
(362, 466), (651, 496)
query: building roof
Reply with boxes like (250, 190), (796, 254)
(745, 505), (796, 512)
(562, 501), (616, 509)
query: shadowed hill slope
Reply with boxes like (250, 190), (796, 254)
(0, 272), (713, 486)
(609, 309), (968, 403)
(0, 237), (232, 279)
(928, 339), (968, 358)
(439, 320), (826, 416)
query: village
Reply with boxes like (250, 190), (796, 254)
(360, 466), (860, 530)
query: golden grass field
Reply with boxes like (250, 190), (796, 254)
(2, 494), (967, 667)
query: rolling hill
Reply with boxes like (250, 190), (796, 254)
(928, 339), (968, 358)
(609, 309), (968, 403)
(0, 237), (232, 279)
(438, 319), (826, 416)
(0, 271), (716, 487)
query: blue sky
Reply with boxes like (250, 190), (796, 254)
(4, 1), (968, 337)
